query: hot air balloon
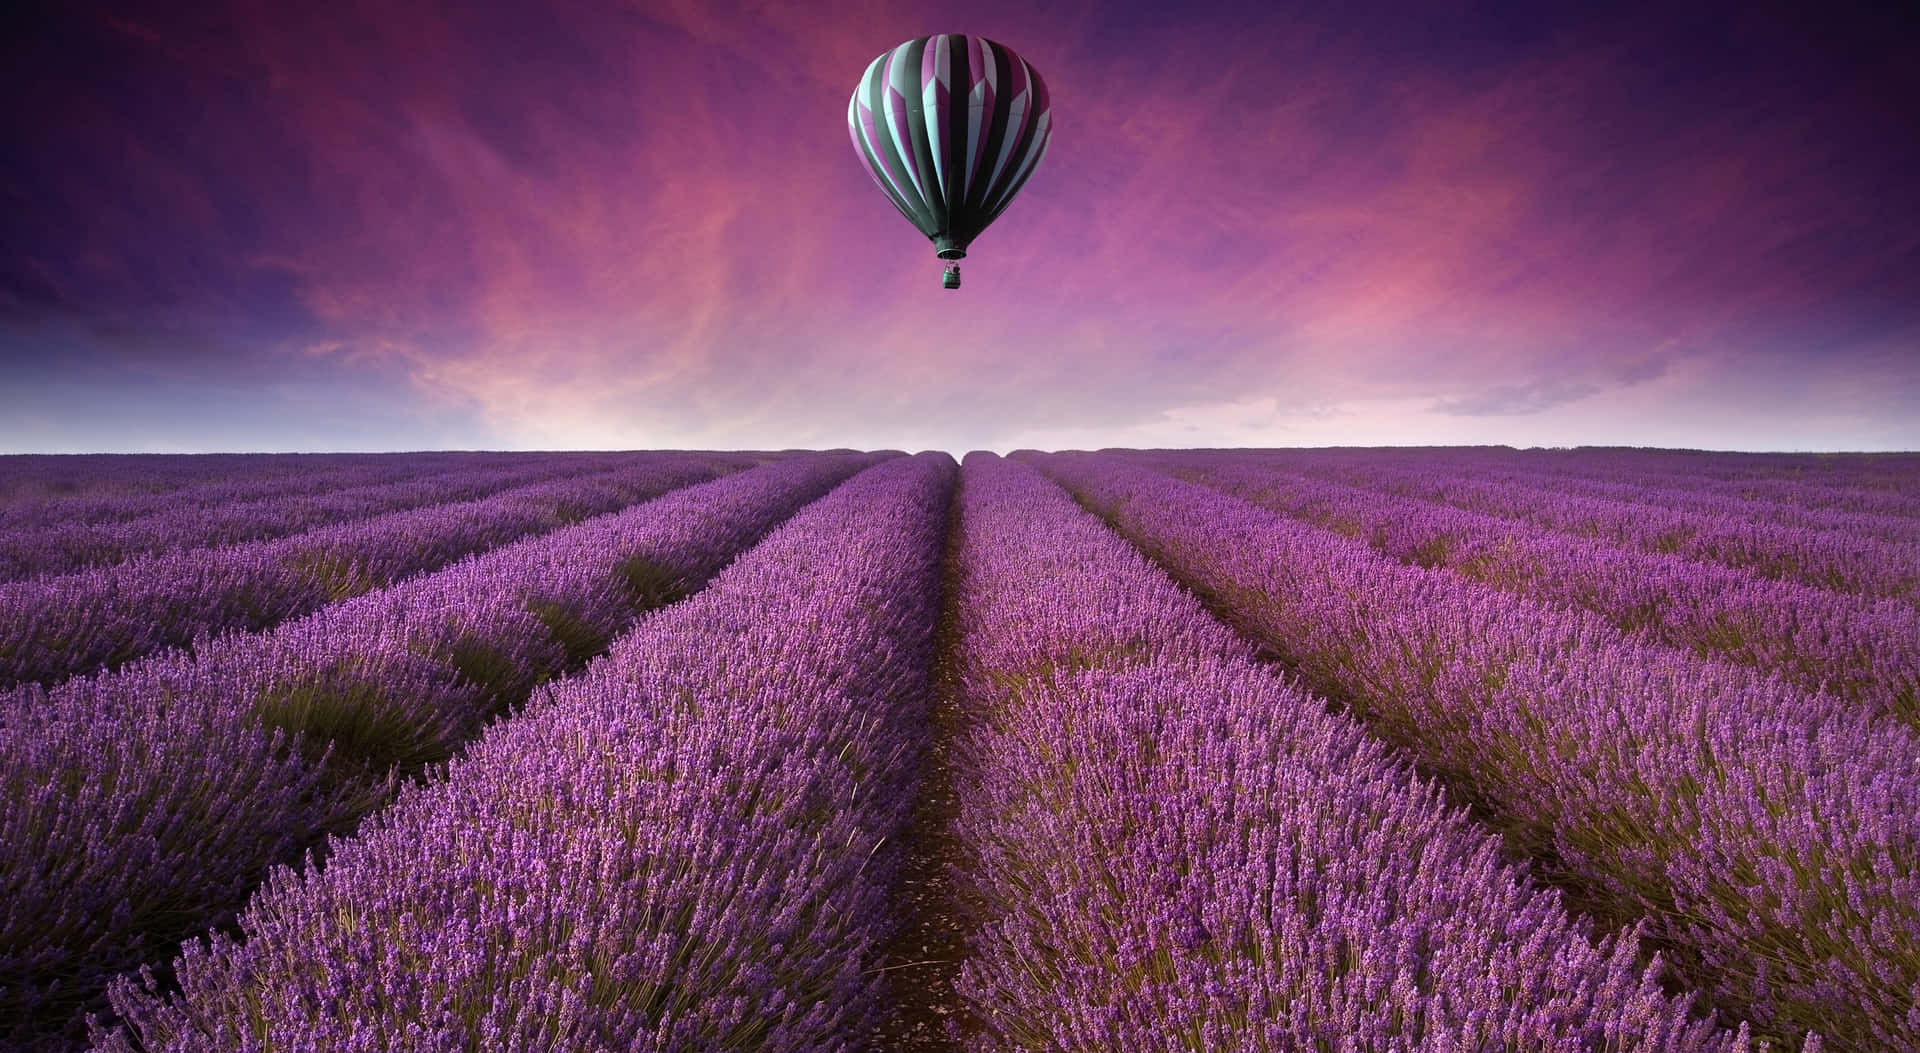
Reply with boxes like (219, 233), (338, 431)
(847, 34), (1053, 290)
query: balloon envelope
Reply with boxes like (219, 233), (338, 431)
(847, 34), (1052, 263)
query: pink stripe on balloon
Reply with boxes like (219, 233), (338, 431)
(926, 36), (952, 206)
(1007, 58), (1036, 169)
(963, 36), (987, 203)
(1009, 56), (1032, 151)
(970, 46), (997, 196)
(983, 51), (1031, 195)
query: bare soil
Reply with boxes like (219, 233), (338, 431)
(869, 488), (975, 1050)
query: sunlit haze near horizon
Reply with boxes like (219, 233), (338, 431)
(3, 0), (1916, 453)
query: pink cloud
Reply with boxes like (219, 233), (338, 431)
(7, 1), (1911, 450)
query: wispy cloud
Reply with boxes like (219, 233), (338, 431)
(1431, 377), (1605, 417)
(1, 0), (1914, 450)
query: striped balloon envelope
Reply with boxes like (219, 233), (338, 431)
(847, 34), (1053, 289)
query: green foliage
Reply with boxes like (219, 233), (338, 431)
(285, 550), (378, 601)
(445, 636), (540, 712)
(251, 670), (446, 777)
(615, 555), (688, 613)
(527, 601), (612, 668)
(545, 498), (594, 525)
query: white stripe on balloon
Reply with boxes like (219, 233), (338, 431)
(882, 42), (928, 206)
(987, 109), (1050, 219)
(984, 55), (1033, 199)
(853, 55), (917, 207)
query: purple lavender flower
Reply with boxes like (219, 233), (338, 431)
(1026, 450), (1913, 1050)
(1128, 452), (1920, 724)
(90, 453), (953, 1051)
(943, 453), (1757, 1051)
(0, 454), (731, 688)
(2, 453), (875, 1048)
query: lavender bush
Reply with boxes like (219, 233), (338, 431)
(1471, 462), (1920, 545)
(0, 453), (416, 510)
(91, 452), (953, 1051)
(1241, 446), (1920, 525)
(944, 454), (1762, 1051)
(1216, 450), (1920, 602)
(1026, 451), (1918, 1051)
(1135, 454), (1920, 724)
(0, 453), (718, 581)
(0, 453), (873, 1048)
(0, 445), (1909, 1051)
(0, 454), (731, 688)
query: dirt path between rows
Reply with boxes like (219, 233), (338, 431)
(869, 492), (973, 1050)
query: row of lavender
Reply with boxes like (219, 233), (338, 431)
(0, 453), (876, 1048)
(1323, 447), (1920, 513)
(944, 454), (1752, 1049)
(1025, 451), (1918, 1050)
(0, 452), (727, 582)
(1204, 447), (1920, 529)
(0, 454), (733, 688)
(1528, 449), (1920, 504)
(1515, 446), (1920, 482)
(0, 452), (556, 525)
(1277, 448), (1920, 546)
(0, 453), (427, 507)
(91, 453), (953, 1050)
(1219, 448), (1920, 600)
(1124, 453), (1920, 725)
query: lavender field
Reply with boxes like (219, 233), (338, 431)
(2, 447), (1916, 1051)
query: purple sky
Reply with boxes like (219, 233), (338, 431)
(3, 0), (1916, 452)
